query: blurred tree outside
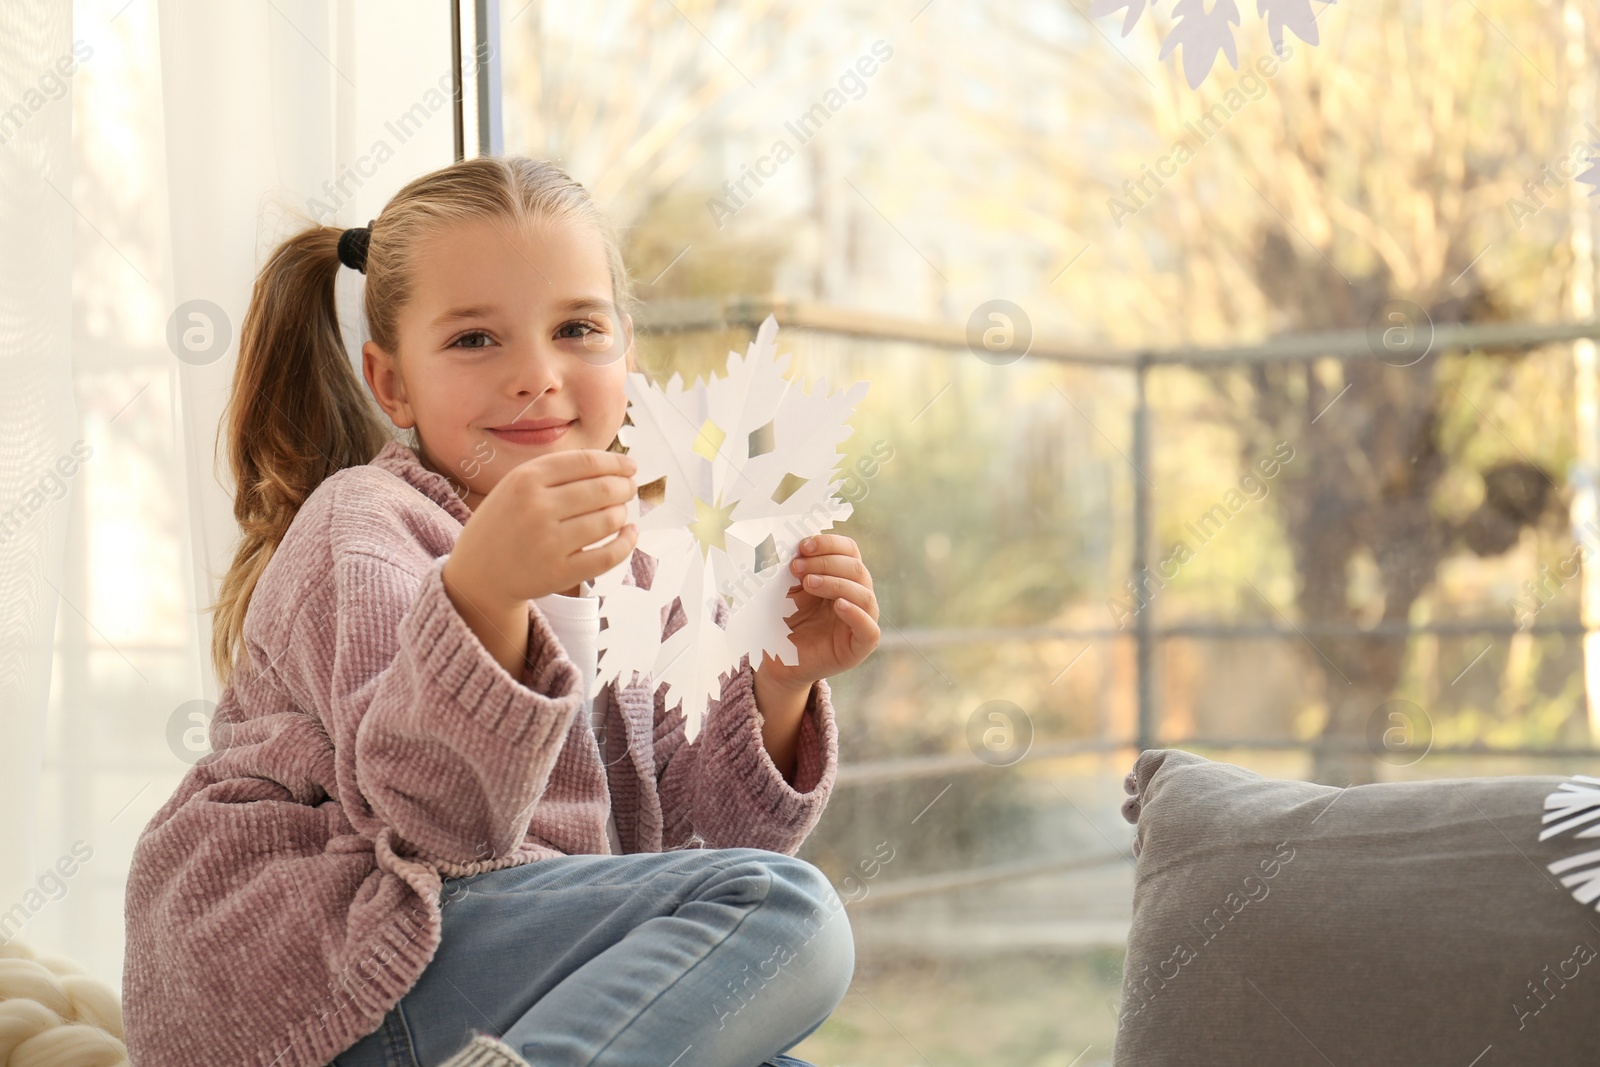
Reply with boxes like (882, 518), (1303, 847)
(494, 2), (1600, 1061)
(1102, 0), (1589, 782)
(502, 0), (1600, 785)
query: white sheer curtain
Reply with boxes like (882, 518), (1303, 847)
(1, 0), (454, 996)
(0, 0), (79, 941)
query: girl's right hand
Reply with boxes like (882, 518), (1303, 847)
(444, 448), (640, 609)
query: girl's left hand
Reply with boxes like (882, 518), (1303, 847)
(757, 534), (880, 690)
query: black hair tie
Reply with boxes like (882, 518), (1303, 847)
(337, 219), (376, 273)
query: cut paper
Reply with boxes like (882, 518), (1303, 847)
(591, 314), (870, 742)
(1538, 774), (1600, 911)
(1088, 0), (1335, 89)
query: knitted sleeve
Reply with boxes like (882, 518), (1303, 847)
(268, 544), (586, 869)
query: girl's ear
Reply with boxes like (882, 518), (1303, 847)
(363, 339), (414, 429)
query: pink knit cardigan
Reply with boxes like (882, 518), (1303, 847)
(122, 439), (839, 1067)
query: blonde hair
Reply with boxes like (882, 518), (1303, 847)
(209, 156), (640, 687)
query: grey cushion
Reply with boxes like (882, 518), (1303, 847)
(1114, 748), (1600, 1066)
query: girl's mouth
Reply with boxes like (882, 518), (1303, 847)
(489, 419), (575, 445)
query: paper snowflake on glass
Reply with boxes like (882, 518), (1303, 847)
(1576, 153), (1600, 200)
(1088, 0), (1335, 89)
(1538, 773), (1600, 912)
(591, 314), (870, 742)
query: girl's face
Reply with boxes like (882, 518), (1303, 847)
(362, 214), (632, 512)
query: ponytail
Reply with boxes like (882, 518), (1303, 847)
(207, 223), (392, 687)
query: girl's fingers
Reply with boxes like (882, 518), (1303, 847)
(792, 552), (873, 588)
(832, 591), (883, 627)
(801, 534), (860, 560)
(835, 595), (881, 644)
(798, 573), (878, 618)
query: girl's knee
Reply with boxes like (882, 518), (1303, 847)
(750, 853), (856, 1001)
(731, 851), (846, 923)
(702, 849), (836, 907)
(800, 897), (855, 1013)
(699, 850), (854, 982)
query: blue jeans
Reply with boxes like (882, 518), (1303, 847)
(329, 847), (854, 1067)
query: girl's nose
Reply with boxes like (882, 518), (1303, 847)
(508, 342), (562, 396)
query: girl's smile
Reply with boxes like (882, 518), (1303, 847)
(488, 417), (577, 446)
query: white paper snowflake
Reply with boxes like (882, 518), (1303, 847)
(1576, 153), (1600, 200)
(591, 314), (870, 742)
(1539, 774), (1600, 912)
(1088, 0), (1335, 89)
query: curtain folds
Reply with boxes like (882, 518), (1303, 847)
(0, 0), (452, 993)
(0, 0), (78, 917)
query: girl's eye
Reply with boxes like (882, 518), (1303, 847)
(452, 330), (494, 350)
(555, 319), (605, 342)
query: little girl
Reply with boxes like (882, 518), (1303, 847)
(121, 156), (882, 1067)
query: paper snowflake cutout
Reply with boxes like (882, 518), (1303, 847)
(1539, 774), (1600, 912)
(591, 314), (870, 742)
(1576, 151), (1600, 199)
(1088, 0), (1334, 89)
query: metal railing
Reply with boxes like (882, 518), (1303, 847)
(636, 297), (1600, 777)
